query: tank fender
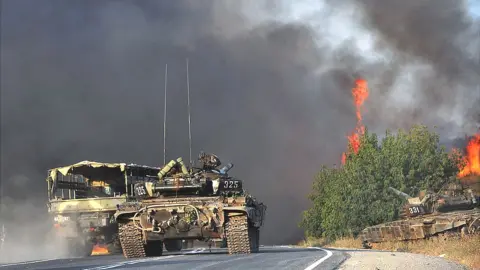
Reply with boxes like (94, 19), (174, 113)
(223, 206), (265, 227)
(223, 207), (247, 217)
(114, 211), (138, 222)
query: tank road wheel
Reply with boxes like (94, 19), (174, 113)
(164, 239), (183, 252)
(225, 215), (259, 254)
(118, 221), (147, 258)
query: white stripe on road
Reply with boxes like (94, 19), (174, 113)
(0, 259), (59, 268)
(83, 255), (181, 270)
(304, 247), (333, 270)
(82, 247), (206, 270)
(185, 248), (206, 254)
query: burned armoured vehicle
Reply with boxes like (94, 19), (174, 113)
(46, 161), (161, 257)
(114, 152), (267, 258)
(360, 181), (480, 248)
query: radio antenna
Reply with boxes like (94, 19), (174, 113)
(163, 64), (168, 165)
(186, 58), (193, 167)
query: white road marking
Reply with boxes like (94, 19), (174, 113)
(83, 255), (181, 270)
(304, 247), (333, 270)
(192, 254), (262, 270)
(184, 248), (206, 254)
(0, 258), (59, 268)
(83, 247), (206, 270)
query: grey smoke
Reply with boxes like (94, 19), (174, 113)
(0, 0), (479, 255)
(330, 0), (480, 136)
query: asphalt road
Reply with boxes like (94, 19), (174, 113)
(0, 246), (346, 270)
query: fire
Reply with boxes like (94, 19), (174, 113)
(341, 78), (369, 164)
(458, 133), (480, 177)
(91, 244), (110, 256)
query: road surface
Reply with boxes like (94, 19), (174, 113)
(0, 246), (345, 270)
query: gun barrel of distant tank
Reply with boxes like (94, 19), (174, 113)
(388, 187), (412, 199)
(219, 163), (234, 174)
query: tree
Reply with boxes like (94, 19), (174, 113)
(300, 124), (463, 240)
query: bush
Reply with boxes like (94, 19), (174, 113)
(300, 124), (463, 240)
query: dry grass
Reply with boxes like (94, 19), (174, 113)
(300, 235), (480, 270)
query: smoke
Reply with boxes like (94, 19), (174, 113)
(0, 0), (479, 255)
(327, 0), (480, 137)
(0, 199), (72, 263)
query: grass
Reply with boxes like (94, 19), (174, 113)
(299, 234), (480, 270)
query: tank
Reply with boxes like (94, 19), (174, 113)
(360, 180), (480, 248)
(114, 152), (267, 258)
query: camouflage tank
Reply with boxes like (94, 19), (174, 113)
(114, 152), (267, 258)
(360, 181), (480, 248)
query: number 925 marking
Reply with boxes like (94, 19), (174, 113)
(223, 180), (239, 189)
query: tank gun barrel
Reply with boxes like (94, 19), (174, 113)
(388, 187), (412, 199)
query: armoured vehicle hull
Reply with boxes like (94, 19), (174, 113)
(48, 197), (125, 256)
(47, 161), (162, 257)
(360, 182), (480, 248)
(114, 153), (267, 258)
(360, 209), (480, 245)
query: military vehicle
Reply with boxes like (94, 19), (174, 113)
(114, 152), (267, 258)
(46, 161), (161, 257)
(360, 180), (480, 248)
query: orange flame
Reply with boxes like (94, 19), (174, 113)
(91, 244), (110, 256)
(341, 78), (369, 164)
(458, 133), (480, 177)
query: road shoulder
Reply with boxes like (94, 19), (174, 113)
(331, 248), (469, 270)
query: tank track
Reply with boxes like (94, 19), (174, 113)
(226, 215), (259, 254)
(118, 221), (146, 258)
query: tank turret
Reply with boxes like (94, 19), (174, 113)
(388, 182), (479, 218)
(133, 153), (243, 199)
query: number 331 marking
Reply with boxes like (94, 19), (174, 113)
(409, 206), (420, 214)
(224, 180), (239, 189)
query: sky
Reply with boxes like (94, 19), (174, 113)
(469, 0), (480, 17)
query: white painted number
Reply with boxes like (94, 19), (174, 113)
(136, 186), (146, 196)
(409, 206), (420, 214)
(223, 180), (239, 189)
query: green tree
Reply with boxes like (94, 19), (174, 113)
(300, 124), (463, 240)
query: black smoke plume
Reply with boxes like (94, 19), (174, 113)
(0, 0), (479, 257)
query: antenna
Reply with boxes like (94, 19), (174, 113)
(163, 64), (168, 165)
(186, 58), (193, 167)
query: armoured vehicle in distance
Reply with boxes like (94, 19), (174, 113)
(360, 181), (480, 248)
(46, 161), (161, 257)
(114, 152), (267, 258)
